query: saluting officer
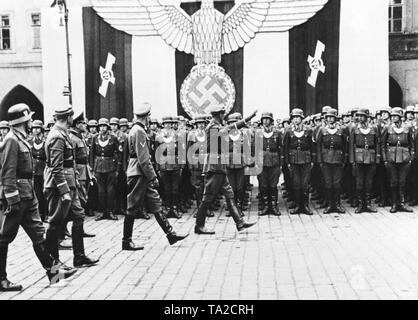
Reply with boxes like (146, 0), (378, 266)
(29, 120), (48, 222)
(122, 103), (188, 251)
(316, 108), (348, 214)
(68, 112), (95, 237)
(381, 107), (414, 213)
(0, 104), (76, 291)
(90, 118), (119, 221)
(283, 108), (316, 215)
(349, 108), (380, 214)
(257, 112), (282, 216)
(194, 104), (257, 235)
(44, 105), (99, 268)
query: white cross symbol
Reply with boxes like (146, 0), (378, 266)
(98, 53), (116, 98)
(307, 40), (326, 88)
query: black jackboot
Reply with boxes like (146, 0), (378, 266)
(45, 229), (60, 260)
(260, 187), (271, 216)
(195, 202), (215, 234)
(399, 188), (413, 213)
(290, 190), (301, 215)
(323, 188), (333, 214)
(334, 188), (346, 214)
(72, 225), (99, 268)
(33, 242), (77, 284)
(270, 188), (281, 216)
(302, 191), (314, 216)
(364, 193), (377, 213)
(122, 215), (144, 251)
(0, 246), (23, 292)
(154, 210), (189, 245)
(390, 187), (398, 213)
(225, 198), (257, 232)
(355, 189), (365, 214)
(258, 188), (265, 213)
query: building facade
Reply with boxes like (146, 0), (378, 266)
(389, 0), (418, 108)
(0, 0), (89, 121)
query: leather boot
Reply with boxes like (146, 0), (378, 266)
(194, 202), (215, 235)
(271, 188), (281, 216)
(45, 229), (60, 260)
(154, 210), (189, 245)
(334, 188), (346, 214)
(390, 187), (398, 213)
(323, 188), (333, 214)
(302, 191), (314, 216)
(108, 212), (119, 221)
(290, 190), (301, 215)
(260, 192), (270, 216)
(0, 246), (23, 291)
(355, 190), (365, 214)
(72, 225), (99, 268)
(95, 212), (106, 221)
(364, 193), (377, 213)
(258, 188), (265, 212)
(225, 198), (256, 232)
(122, 215), (144, 251)
(33, 242), (77, 284)
(398, 187), (413, 213)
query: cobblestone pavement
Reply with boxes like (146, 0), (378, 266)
(2, 181), (418, 300)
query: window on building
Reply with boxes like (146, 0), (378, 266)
(389, 0), (404, 33)
(31, 13), (41, 49)
(0, 15), (11, 50)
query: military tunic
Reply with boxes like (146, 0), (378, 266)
(89, 132), (119, 215)
(29, 135), (47, 221)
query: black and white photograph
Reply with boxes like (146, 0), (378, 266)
(0, 0), (414, 308)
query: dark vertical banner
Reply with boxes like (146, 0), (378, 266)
(175, 0), (243, 119)
(289, 0), (341, 115)
(83, 7), (133, 120)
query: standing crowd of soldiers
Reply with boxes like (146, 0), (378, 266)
(1, 100), (418, 291)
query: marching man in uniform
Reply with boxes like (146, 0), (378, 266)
(381, 107), (414, 213)
(44, 105), (99, 268)
(0, 104), (77, 292)
(316, 108), (348, 214)
(122, 103), (188, 251)
(194, 104), (257, 235)
(283, 108), (316, 216)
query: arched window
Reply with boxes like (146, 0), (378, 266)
(0, 85), (44, 121)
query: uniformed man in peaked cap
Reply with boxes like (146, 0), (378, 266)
(90, 118), (120, 221)
(44, 105), (99, 268)
(194, 104), (258, 235)
(69, 111), (95, 238)
(122, 103), (188, 251)
(29, 120), (47, 222)
(0, 104), (77, 291)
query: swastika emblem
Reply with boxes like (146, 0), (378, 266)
(99, 53), (116, 98)
(180, 65), (235, 118)
(307, 40), (326, 88)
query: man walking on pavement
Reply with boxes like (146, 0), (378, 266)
(194, 104), (258, 235)
(122, 103), (189, 251)
(44, 105), (99, 268)
(0, 104), (76, 291)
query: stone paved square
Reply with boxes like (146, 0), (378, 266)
(2, 181), (418, 300)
